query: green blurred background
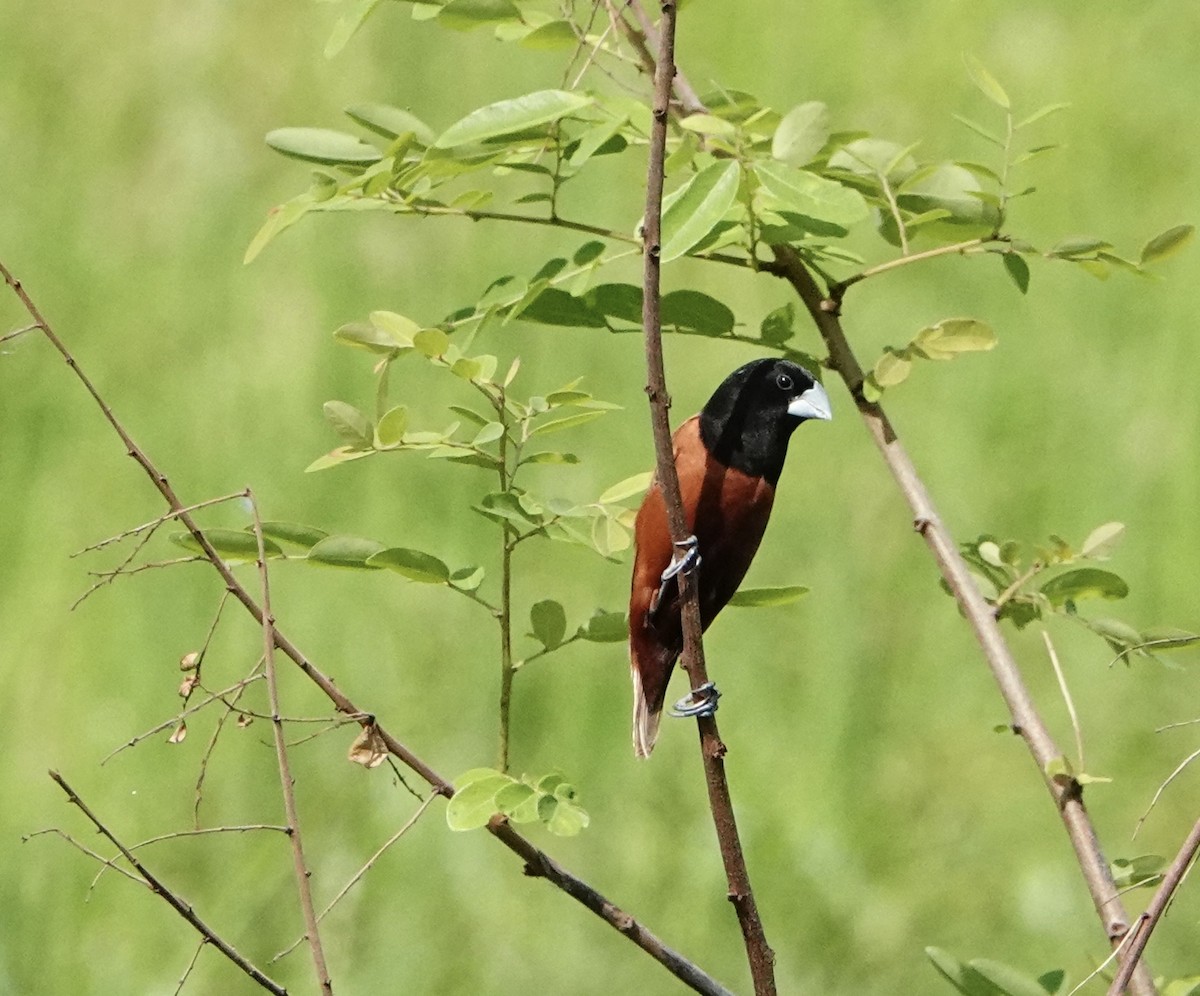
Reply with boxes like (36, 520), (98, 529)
(2, 2), (1198, 993)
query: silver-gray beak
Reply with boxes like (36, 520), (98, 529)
(787, 381), (832, 422)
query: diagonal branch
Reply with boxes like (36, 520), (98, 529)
(48, 771), (287, 995)
(1107, 814), (1200, 994)
(766, 243), (1156, 996)
(638, 4), (776, 994)
(2, 260), (732, 996)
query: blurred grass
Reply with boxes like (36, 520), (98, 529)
(2, 2), (1199, 993)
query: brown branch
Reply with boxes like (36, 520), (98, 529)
(638, 5), (776, 994)
(1107, 815), (1200, 994)
(273, 792), (440, 964)
(486, 814), (734, 996)
(766, 243), (1156, 996)
(47, 770), (287, 995)
(3, 261), (732, 996)
(250, 492), (333, 995)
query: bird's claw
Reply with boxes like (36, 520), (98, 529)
(660, 535), (701, 584)
(670, 681), (721, 718)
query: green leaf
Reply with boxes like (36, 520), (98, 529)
(952, 114), (1004, 147)
(521, 451), (580, 466)
(913, 318), (997, 358)
(1016, 103), (1071, 129)
(530, 599), (567, 650)
(772, 101), (830, 167)
(323, 401), (373, 447)
(661, 290), (735, 336)
(872, 348), (913, 387)
(760, 303), (796, 345)
(493, 781), (536, 817)
(1047, 236), (1112, 259)
(334, 321), (407, 354)
(265, 127), (381, 166)
(577, 610), (628, 643)
(437, 0), (520, 30)
(245, 194), (315, 264)
(471, 421), (504, 446)
(679, 113), (738, 138)
(1002, 253), (1030, 294)
(1141, 224), (1195, 264)
(306, 535), (386, 569)
(256, 522), (329, 549)
(546, 799), (590, 836)
(925, 946), (990, 996)
(517, 288), (606, 328)
(1041, 568), (1128, 606)
(1080, 521), (1125, 560)
(367, 547), (451, 583)
(1110, 854), (1166, 890)
(659, 160), (741, 262)
(325, 0), (386, 58)
(598, 472), (652, 505)
(964, 53), (1010, 109)
(1036, 970), (1066, 996)
(729, 585), (810, 608)
(573, 241), (606, 266)
(345, 103), (436, 146)
(305, 446), (374, 472)
(1087, 617), (1144, 650)
(376, 405), (409, 448)
(435, 90), (593, 148)
(969, 959), (1054, 996)
(171, 529), (282, 561)
(446, 771), (510, 830)
(518, 19), (577, 49)
(413, 328), (450, 357)
(753, 161), (869, 226)
(528, 410), (606, 437)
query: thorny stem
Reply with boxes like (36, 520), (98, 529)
(639, 4), (777, 994)
(0, 262), (733, 996)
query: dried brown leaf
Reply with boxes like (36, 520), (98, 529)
(348, 724), (388, 769)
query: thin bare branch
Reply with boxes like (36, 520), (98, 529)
(102, 672), (266, 765)
(1133, 746), (1200, 839)
(48, 770), (286, 995)
(196, 657), (263, 826)
(638, 5), (776, 994)
(23, 828), (146, 889)
(766, 244), (1155, 996)
(1043, 629), (1086, 773)
(274, 793), (439, 964)
(831, 237), (997, 300)
(250, 491), (333, 994)
(1108, 816), (1200, 994)
(174, 939), (207, 996)
(73, 492), (247, 556)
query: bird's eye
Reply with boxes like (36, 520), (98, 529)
(776, 372), (794, 391)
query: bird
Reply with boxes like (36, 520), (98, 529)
(628, 358), (831, 757)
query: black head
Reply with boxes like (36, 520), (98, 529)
(698, 359), (831, 485)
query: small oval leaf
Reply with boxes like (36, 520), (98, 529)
(367, 547), (451, 583)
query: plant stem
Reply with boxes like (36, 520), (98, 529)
(768, 244), (1156, 996)
(496, 383), (516, 773)
(639, 4), (776, 994)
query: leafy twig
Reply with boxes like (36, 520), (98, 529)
(47, 770), (286, 995)
(639, 5), (776, 994)
(273, 792), (439, 963)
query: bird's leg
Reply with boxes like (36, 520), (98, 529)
(671, 681), (721, 718)
(650, 534), (701, 619)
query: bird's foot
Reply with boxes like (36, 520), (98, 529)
(671, 681), (721, 718)
(650, 535), (701, 619)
